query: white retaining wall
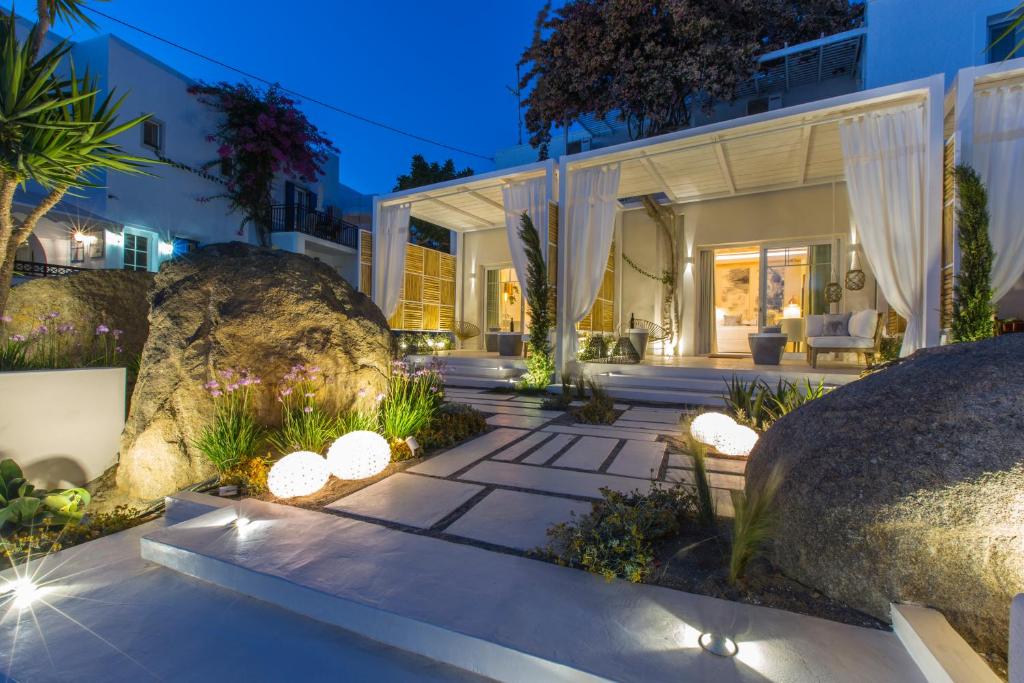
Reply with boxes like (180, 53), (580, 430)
(0, 367), (126, 488)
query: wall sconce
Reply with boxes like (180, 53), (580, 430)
(106, 230), (123, 247)
(73, 230), (97, 245)
(158, 241), (174, 256)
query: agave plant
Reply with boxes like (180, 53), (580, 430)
(0, 458), (91, 528)
(0, 11), (152, 314)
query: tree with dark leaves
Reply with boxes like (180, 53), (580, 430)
(393, 155), (473, 252)
(518, 0), (864, 152)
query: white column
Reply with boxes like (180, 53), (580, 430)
(922, 74), (945, 348)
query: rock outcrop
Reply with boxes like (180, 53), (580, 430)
(4, 269), (153, 359)
(746, 334), (1024, 661)
(116, 243), (391, 501)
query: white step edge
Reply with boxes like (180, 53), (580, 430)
(891, 603), (1001, 683)
(164, 490), (237, 524)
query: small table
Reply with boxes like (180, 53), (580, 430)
(497, 333), (523, 357)
(780, 318), (806, 352)
(627, 328), (650, 360)
(747, 333), (788, 365)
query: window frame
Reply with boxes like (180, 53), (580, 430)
(141, 118), (165, 153)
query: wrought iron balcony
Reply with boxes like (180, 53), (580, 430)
(270, 205), (359, 249)
(14, 261), (90, 278)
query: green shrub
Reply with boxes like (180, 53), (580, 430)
(574, 380), (617, 424)
(723, 376), (830, 431)
(577, 334), (612, 361)
(415, 403), (488, 451)
(380, 359), (444, 440)
(0, 458), (91, 528)
(268, 364), (337, 454)
(517, 213), (556, 390)
(334, 407), (379, 435)
(729, 468), (782, 584)
(951, 165), (996, 343)
(544, 485), (697, 582)
(879, 335), (903, 363)
(194, 368), (264, 472)
(683, 430), (716, 529)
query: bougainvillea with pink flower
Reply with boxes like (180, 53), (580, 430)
(189, 82), (338, 246)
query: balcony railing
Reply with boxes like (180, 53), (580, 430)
(270, 205), (359, 249)
(13, 261), (90, 278)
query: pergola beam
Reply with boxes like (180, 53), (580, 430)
(467, 190), (505, 212)
(639, 156), (680, 202)
(798, 123), (814, 185)
(712, 141), (736, 195)
(423, 197), (492, 228)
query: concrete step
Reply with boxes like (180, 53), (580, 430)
(589, 371), (730, 394)
(603, 385), (724, 407)
(142, 497), (929, 683)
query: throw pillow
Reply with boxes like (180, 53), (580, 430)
(848, 309), (878, 338)
(805, 314), (824, 337)
(822, 312), (852, 336)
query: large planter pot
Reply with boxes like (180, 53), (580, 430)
(0, 367), (126, 488)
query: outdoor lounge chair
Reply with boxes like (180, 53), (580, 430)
(805, 310), (883, 368)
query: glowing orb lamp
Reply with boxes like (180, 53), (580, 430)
(326, 430), (391, 480)
(689, 412), (737, 447)
(267, 451), (329, 498)
(712, 424), (759, 457)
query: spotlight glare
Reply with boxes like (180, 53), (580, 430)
(3, 577), (42, 609)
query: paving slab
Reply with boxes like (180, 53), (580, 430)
(553, 436), (618, 471)
(665, 468), (745, 491)
(669, 452), (748, 474)
(490, 431), (553, 462)
(612, 419), (678, 435)
(459, 460), (655, 499)
(446, 391), (514, 401)
(510, 395), (551, 405)
(142, 499), (926, 683)
(486, 414), (556, 430)
(444, 489), (590, 551)
(571, 399), (630, 410)
(606, 440), (667, 479)
(462, 402), (561, 418)
(543, 423), (658, 441)
(326, 473), (484, 528)
(620, 409), (683, 424)
(408, 428), (528, 477)
(522, 433), (575, 465)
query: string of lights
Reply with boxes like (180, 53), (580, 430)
(82, 6), (495, 162)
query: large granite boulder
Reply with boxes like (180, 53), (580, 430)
(746, 334), (1024, 661)
(115, 242), (390, 502)
(4, 269), (153, 359)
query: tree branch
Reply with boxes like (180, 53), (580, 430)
(13, 185), (69, 244)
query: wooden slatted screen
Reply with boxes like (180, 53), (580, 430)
(359, 230), (372, 295)
(576, 242), (616, 334)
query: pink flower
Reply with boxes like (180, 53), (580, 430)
(357, 388), (368, 398)
(0, 315), (11, 323)
(115, 346), (123, 353)
(375, 392), (385, 403)
(280, 387), (293, 397)
(95, 324), (110, 335)
(304, 392), (315, 398)
(47, 312), (59, 319)
(210, 389), (223, 398)
(303, 406), (313, 413)
(10, 334), (25, 342)
(204, 380), (219, 389)
(112, 329), (123, 339)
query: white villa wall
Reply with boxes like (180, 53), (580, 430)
(619, 184), (881, 354)
(865, 0), (1020, 89)
(459, 228), (511, 333)
(0, 367), (126, 488)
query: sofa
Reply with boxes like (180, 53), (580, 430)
(805, 310), (883, 368)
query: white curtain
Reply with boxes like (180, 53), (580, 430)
(501, 177), (547, 295)
(372, 202), (411, 319)
(973, 84), (1024, 302)
(839, 106), (927, 357)
(566, 164), (621, 351)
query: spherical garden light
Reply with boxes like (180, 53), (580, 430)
(326, 430), (391, 480)
(711, 423), (759, 457)
(689, 412), (737, 447)
(267, 451), (330, 499)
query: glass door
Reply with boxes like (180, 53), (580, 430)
(760, 243), (832, 328)
(713, 247), (761, 354)
(484, 266), (528, 333)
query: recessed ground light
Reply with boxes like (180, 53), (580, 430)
(234, 516), (251, 529)
(698, 632), (738, 657)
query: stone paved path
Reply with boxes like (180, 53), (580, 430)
(327, 397), (747, 556)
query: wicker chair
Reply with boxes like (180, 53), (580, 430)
(448, 320), (481, 350)
(628, 318), (671, 344)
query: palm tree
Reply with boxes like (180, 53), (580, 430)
(992, 2), (1024, 60)
(0, 6), (150, 313)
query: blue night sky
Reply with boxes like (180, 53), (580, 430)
(3, 1), (553, 195)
